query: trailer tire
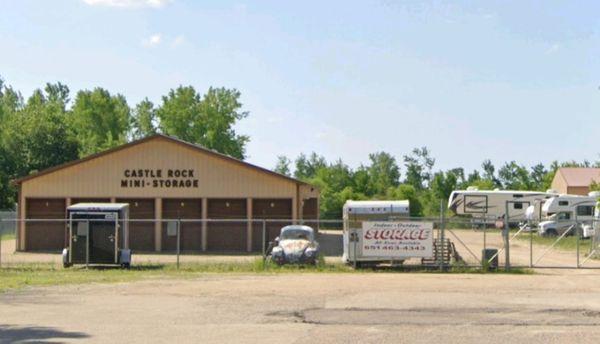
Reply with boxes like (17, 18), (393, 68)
(121, 263), (130, 269)
(63, 262), (72, 269)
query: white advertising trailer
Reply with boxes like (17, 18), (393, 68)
(448, 188), (557, 224)
(342, 200), (434, 266)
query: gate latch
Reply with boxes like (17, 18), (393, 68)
(108, 234), (115, 242)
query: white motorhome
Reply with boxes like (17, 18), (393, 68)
(538, 193), (598, 237)
(342, 200), (415, 266)
(448, 188), (557, 224)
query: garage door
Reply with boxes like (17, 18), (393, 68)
(302, 197), (320, 230)
(25, 198), (66, 251)
(116, 198), (155, 251)
(252, 199), (292, 251)
(207, 199), (247, 252)
(162, 199), (202, 251)
(71, 198), (111, 204)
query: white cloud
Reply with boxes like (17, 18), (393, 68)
(171, 35), (185, 47)
(142, 34), (162, 47)
(83, 0), (172, 9)
(546, 43), (560, 54)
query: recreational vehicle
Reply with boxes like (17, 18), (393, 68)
(448, 188), (557, 224)
(538, 193), (598, 237)
(342, 200), (434, 267)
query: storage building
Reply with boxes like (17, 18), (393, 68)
(550, 167), (600, 196)
(13, 134), (319, 252)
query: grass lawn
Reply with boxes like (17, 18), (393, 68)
(0, 259), (532, 293)
(0, 232), (15, 241)
(515, 234), (592, 253)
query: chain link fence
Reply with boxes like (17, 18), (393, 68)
(1, 215), (600, 269)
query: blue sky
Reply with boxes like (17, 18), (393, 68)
(1, 0), (599, 175)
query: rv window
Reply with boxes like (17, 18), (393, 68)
(558, 201), (569, 206)
(513, 194), (523, 198)
(513, 202), (523, 209)
(557, 212), (571, 220)
(577, 206), (594, 216)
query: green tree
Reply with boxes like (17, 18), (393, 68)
(131, 98), (157, 139)
(498, 161), (532, 190)
(386, 184), (422, 216)
(274, 155), (291, 176)
(530, 163), (547, 191)
(430, 171), (458, 201)
(0, 83), (79, 207)
(403, 147), (435, 190)
(481, 159), (501, 187)
(352, 166), (373, 196)
(70, 88), (130, 156)
(157, 86), (249, 159)
(294, 152), (327, 180)
(367, 152), (400, 196)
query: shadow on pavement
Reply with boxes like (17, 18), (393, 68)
(0, 324), (89, 343)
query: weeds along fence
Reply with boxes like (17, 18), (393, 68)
(1, 215), (600, 270)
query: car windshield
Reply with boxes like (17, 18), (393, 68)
(280, 229), (312, 241)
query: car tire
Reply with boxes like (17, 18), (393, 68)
(546, 228), (558, 237)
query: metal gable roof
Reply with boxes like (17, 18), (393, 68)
(556, 167), (600, 187)
(12, 134), (313, 187)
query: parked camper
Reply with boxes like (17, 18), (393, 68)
(448, 188), (557, 224)
(342, 200), (433, 267)
(538, 193), (598, 238)
(63, 203), (132, 268)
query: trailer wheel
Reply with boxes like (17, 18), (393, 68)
(121, 263), (130, 269)
(63, 263), (72, 269)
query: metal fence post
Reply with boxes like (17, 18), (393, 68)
(576, 214), (580, 268)
(262, 220), (266, 261)
(529, 219), (533, 268)
(439, 200), (445, 271)
(86, 220), (89, 269)
(504, 202), (510, 271)
(176, 219), (180, 270)
(0, 219), (3, 268)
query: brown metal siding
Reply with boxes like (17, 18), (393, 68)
(116, 198), (155, 251)
(25, 198), (66, 251)
(206, 199), (247, 252)
(161, 199), (202, 251)
(252, 199), (292, 251)
(71, 198), (111, 204)
(302, 198), (319, 220)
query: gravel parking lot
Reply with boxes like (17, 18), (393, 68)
(3, 271), (600, 343)
(2, 229), (600, 342)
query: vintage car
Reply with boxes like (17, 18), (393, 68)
(268, 225), (320, 265)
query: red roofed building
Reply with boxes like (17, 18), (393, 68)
(551, 168), (600, 195)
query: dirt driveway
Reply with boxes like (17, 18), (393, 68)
(3, 271), (600, 343)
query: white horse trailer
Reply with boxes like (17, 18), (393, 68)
(62, 203), (132, 268)
(343, 200), (428, 266)
(448, 189), (557, 224)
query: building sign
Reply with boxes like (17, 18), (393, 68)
(120, 169), (199, 188)
(361, 221), (433, 258)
